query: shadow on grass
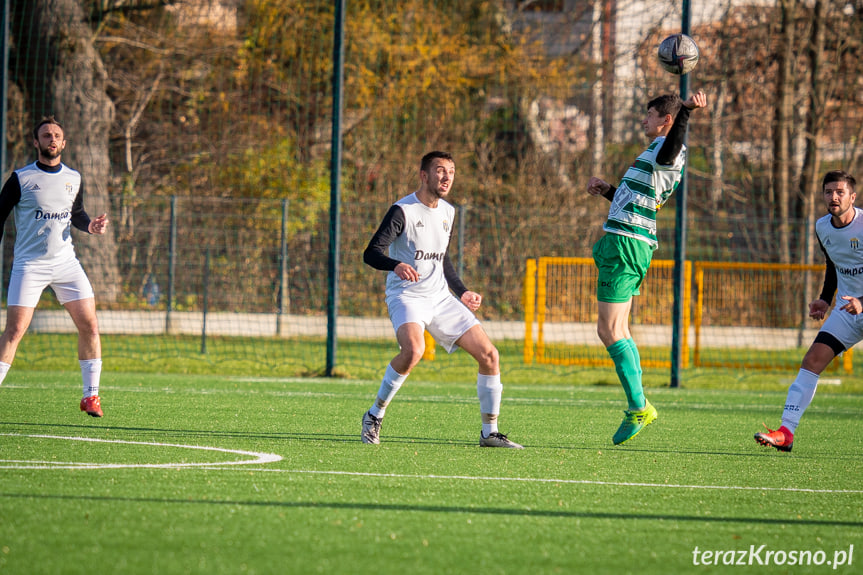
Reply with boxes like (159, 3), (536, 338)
(4, 420), (863, 460)
(1, 492), (862, 528)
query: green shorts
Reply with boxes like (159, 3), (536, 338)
(592, 233), (653, 303)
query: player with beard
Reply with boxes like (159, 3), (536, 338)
(360, 151), (522, 448)
(0, 116), (109, 417)
(755, 170), (859, 452)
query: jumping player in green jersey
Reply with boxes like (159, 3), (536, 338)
(587, 90), (707, 445)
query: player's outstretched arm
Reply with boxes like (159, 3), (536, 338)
(657, 92), (708, 166)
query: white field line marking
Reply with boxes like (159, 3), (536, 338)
(190, 467), (863, 495)
(0, 433), (282, 470)
(3, 434), (859, 494)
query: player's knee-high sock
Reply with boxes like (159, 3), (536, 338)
(477, 373), (502, 436)
(369, 364), (407, 419)
(607, 338), (645, 411)
(0, 362), (10, 385)
(780, 368), (819, 435)
(80, 359), (102, 398)
(626, 337), (643, 393)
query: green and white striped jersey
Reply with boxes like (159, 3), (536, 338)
(602, 136), (686, 249)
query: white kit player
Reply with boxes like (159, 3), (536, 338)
(0, 116), (109, 417)
(361, 151), (522, 448)
(755, 170), (859, 451)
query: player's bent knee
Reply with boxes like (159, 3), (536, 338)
(476, 345), (499, 371)
(398, 345), (425, 368)
(1, 324), (28, 343)
(802, 336), (843, 374)
(82, 324), (100, 337)
(596, 327), (615, 348)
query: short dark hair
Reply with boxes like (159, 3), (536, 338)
(33, 116), (64, 140)
(646, 94), (682, 118)
(822, 170), (856, 193)
(420, 151), (454, 172)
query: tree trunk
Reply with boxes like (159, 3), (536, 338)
(800, 0), (827, 251)
(12, 0), (119, 301)
(589, 0), (604, 176)
(600, 0), (616, 142)
(710, 78), (726, 211)
(797, 0), (827, 346)
(772, 0), (796, 265)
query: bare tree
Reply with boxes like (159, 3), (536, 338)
(799, 0), (827, 248)
(772, 0), (797, 265)
(796, 0), (828, 345)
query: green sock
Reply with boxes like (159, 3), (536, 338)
(607, 338), (645, 411)
(625, 338), (645, 409)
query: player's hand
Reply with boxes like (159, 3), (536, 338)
(88, 213), (109, 235)
(684, 90), (707, 110)
(461, 291), (482, 312)
(587, 177), (610, 197)
(394, 262), (419, 282)
(839, 295), (862, 315)
(809, 298), (829, 320)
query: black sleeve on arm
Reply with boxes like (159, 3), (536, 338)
(0, 173), (22, 244)
(601, 186), (617, 202)
(818, 240), (837, 304)
(363, 205), (405, 271)
(443, 253), (468, 299)
(656, 106), (692, 166)
(70, 181), (91, 233)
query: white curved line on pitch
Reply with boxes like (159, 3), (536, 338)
(199, 468), (863, 494)
(0, 433), (282, 469)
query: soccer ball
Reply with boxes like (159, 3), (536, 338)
(657, 33), (699, 75)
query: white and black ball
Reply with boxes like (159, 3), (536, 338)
(657, 33), (700, 75)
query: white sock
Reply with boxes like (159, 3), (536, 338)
(80, 359), (102, 398)
(477, 373), (502, 436)
(781, 368), (819, 435)
(369, 364), (407, 419)
(0, 362), (10, 385)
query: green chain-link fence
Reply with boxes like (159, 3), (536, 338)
(2, 0), (862, 382)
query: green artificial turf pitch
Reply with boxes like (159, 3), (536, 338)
(0, 371), (861, 574)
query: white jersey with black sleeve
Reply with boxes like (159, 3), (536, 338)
(0, 162), (90, 268)
(387, 193), (454, 299)
(815, 207), (863, 306)
(364, 192), (463, 301)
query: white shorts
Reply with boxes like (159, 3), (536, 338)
(8, 259), (95, 307)
(387, 292), (480, 353)
(820, 306), (863, 350)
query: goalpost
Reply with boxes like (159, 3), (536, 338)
(523, 257), (689, 369)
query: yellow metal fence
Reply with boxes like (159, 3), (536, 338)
(523, 258), (852, 373)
